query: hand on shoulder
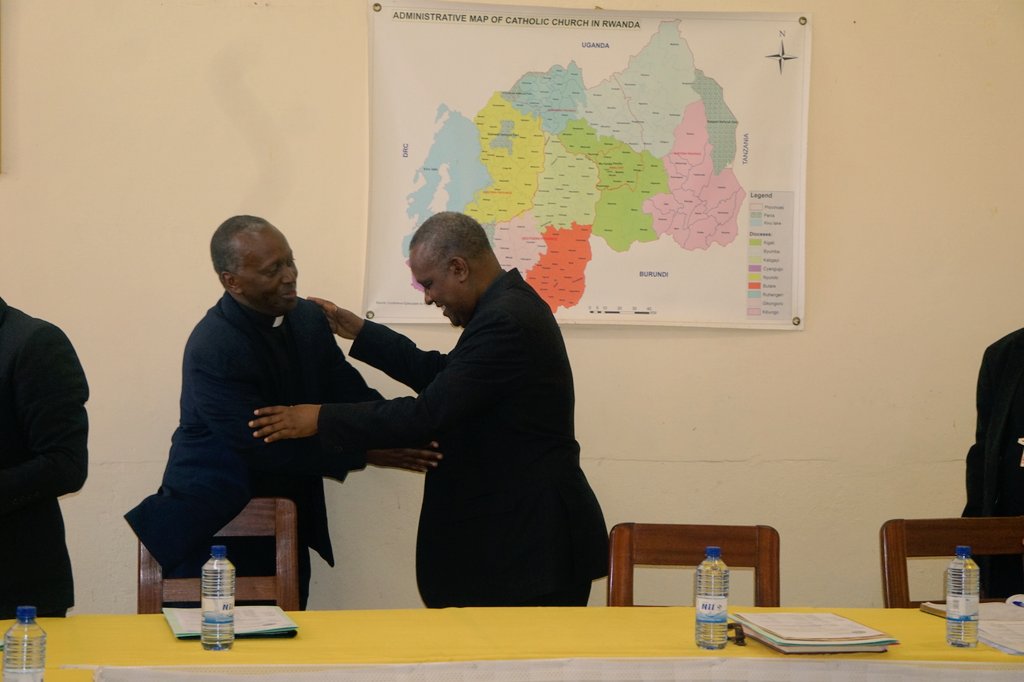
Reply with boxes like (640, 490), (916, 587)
(308, 296), (364, 339)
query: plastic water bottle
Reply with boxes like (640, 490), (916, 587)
(946, 544), (979, 647)
(3, 605), (46, 682)
(695, 546), (730, 649)
(201, 544), (236, 651)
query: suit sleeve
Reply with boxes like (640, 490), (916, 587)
(0, 324), (89, 517)
(350, 319), (448, 393)
(319, 308), (528, 450)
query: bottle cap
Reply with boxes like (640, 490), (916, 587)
(955, 545), (971, 557)
(15, 605), (37, 623)
(705, 546), (721, 558)
(211, 544), (228, 559)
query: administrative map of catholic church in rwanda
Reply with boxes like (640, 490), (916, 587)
(366, 1), (808, 328)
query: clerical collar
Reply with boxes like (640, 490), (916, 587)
(235, 300), (287, 330)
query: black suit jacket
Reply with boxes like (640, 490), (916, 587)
(0, 298), (89, 618)
(318, 269), (608, 607)
(125, 294), (380, 573)
(963, 326), (1024, 517)
(961, 327), (1024, 597)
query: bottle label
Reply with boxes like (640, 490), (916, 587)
(695, 596), (728, 624)
(201, 597), (234, 623)
(947, 595), (979, 620)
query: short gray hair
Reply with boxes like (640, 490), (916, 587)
(409, 212), (492, 267)
(210, 215), (274, 274)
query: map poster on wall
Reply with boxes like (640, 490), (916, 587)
(366, 1), (810, 328)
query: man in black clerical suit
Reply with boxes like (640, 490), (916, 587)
(125, 216), (439, 608)
(0, 298), (89, 619)
(249, 211), (608, 607)
(963, 327), (1024, 598)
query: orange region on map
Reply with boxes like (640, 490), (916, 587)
(524, 222), (593, 312)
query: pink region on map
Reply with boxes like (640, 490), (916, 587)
(644, 100), (746, 251)
(492, 212), (548, 273)
(524, 222), (593, 313)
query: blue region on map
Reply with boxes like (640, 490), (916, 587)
(406, 105), (493, 232)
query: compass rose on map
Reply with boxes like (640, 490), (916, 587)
(766, 39), (798, 73)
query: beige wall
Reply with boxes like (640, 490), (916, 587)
(1, 0), (1022, 613)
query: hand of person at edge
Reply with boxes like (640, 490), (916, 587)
(367, 443), (443, 472)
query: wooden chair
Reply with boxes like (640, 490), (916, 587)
(879, 516), (1024, 608)
(607, 522), (781, 607)
(137, 497), (300, 613)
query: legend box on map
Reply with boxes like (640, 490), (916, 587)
(746, 191), (794, 320)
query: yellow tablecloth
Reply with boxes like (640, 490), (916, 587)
(5, 606), (1023, 681)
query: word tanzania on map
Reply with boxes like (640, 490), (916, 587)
(367, 1), (809, 328)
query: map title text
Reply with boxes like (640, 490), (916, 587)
(392, 11), (642, 29)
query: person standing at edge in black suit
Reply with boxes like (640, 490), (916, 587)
(0, 298), (89, 618)
(125, 216), (441, 608)
(963, 327), (1024, 598)
(248, 211), (608, 608)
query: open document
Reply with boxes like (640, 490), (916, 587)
(161, 606), (298, 639)
(920, 594), (1024, 652)
(921, 598), (1024, 622)
(979, 622), (1024, 655)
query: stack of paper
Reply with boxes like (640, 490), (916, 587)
(161, 606), (298, 639)
(730, 612), (898, 654)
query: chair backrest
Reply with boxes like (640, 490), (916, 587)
(607, 522), (781, 607)
(879, 516), (1024, 608)
(137, 497), (300, 613)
